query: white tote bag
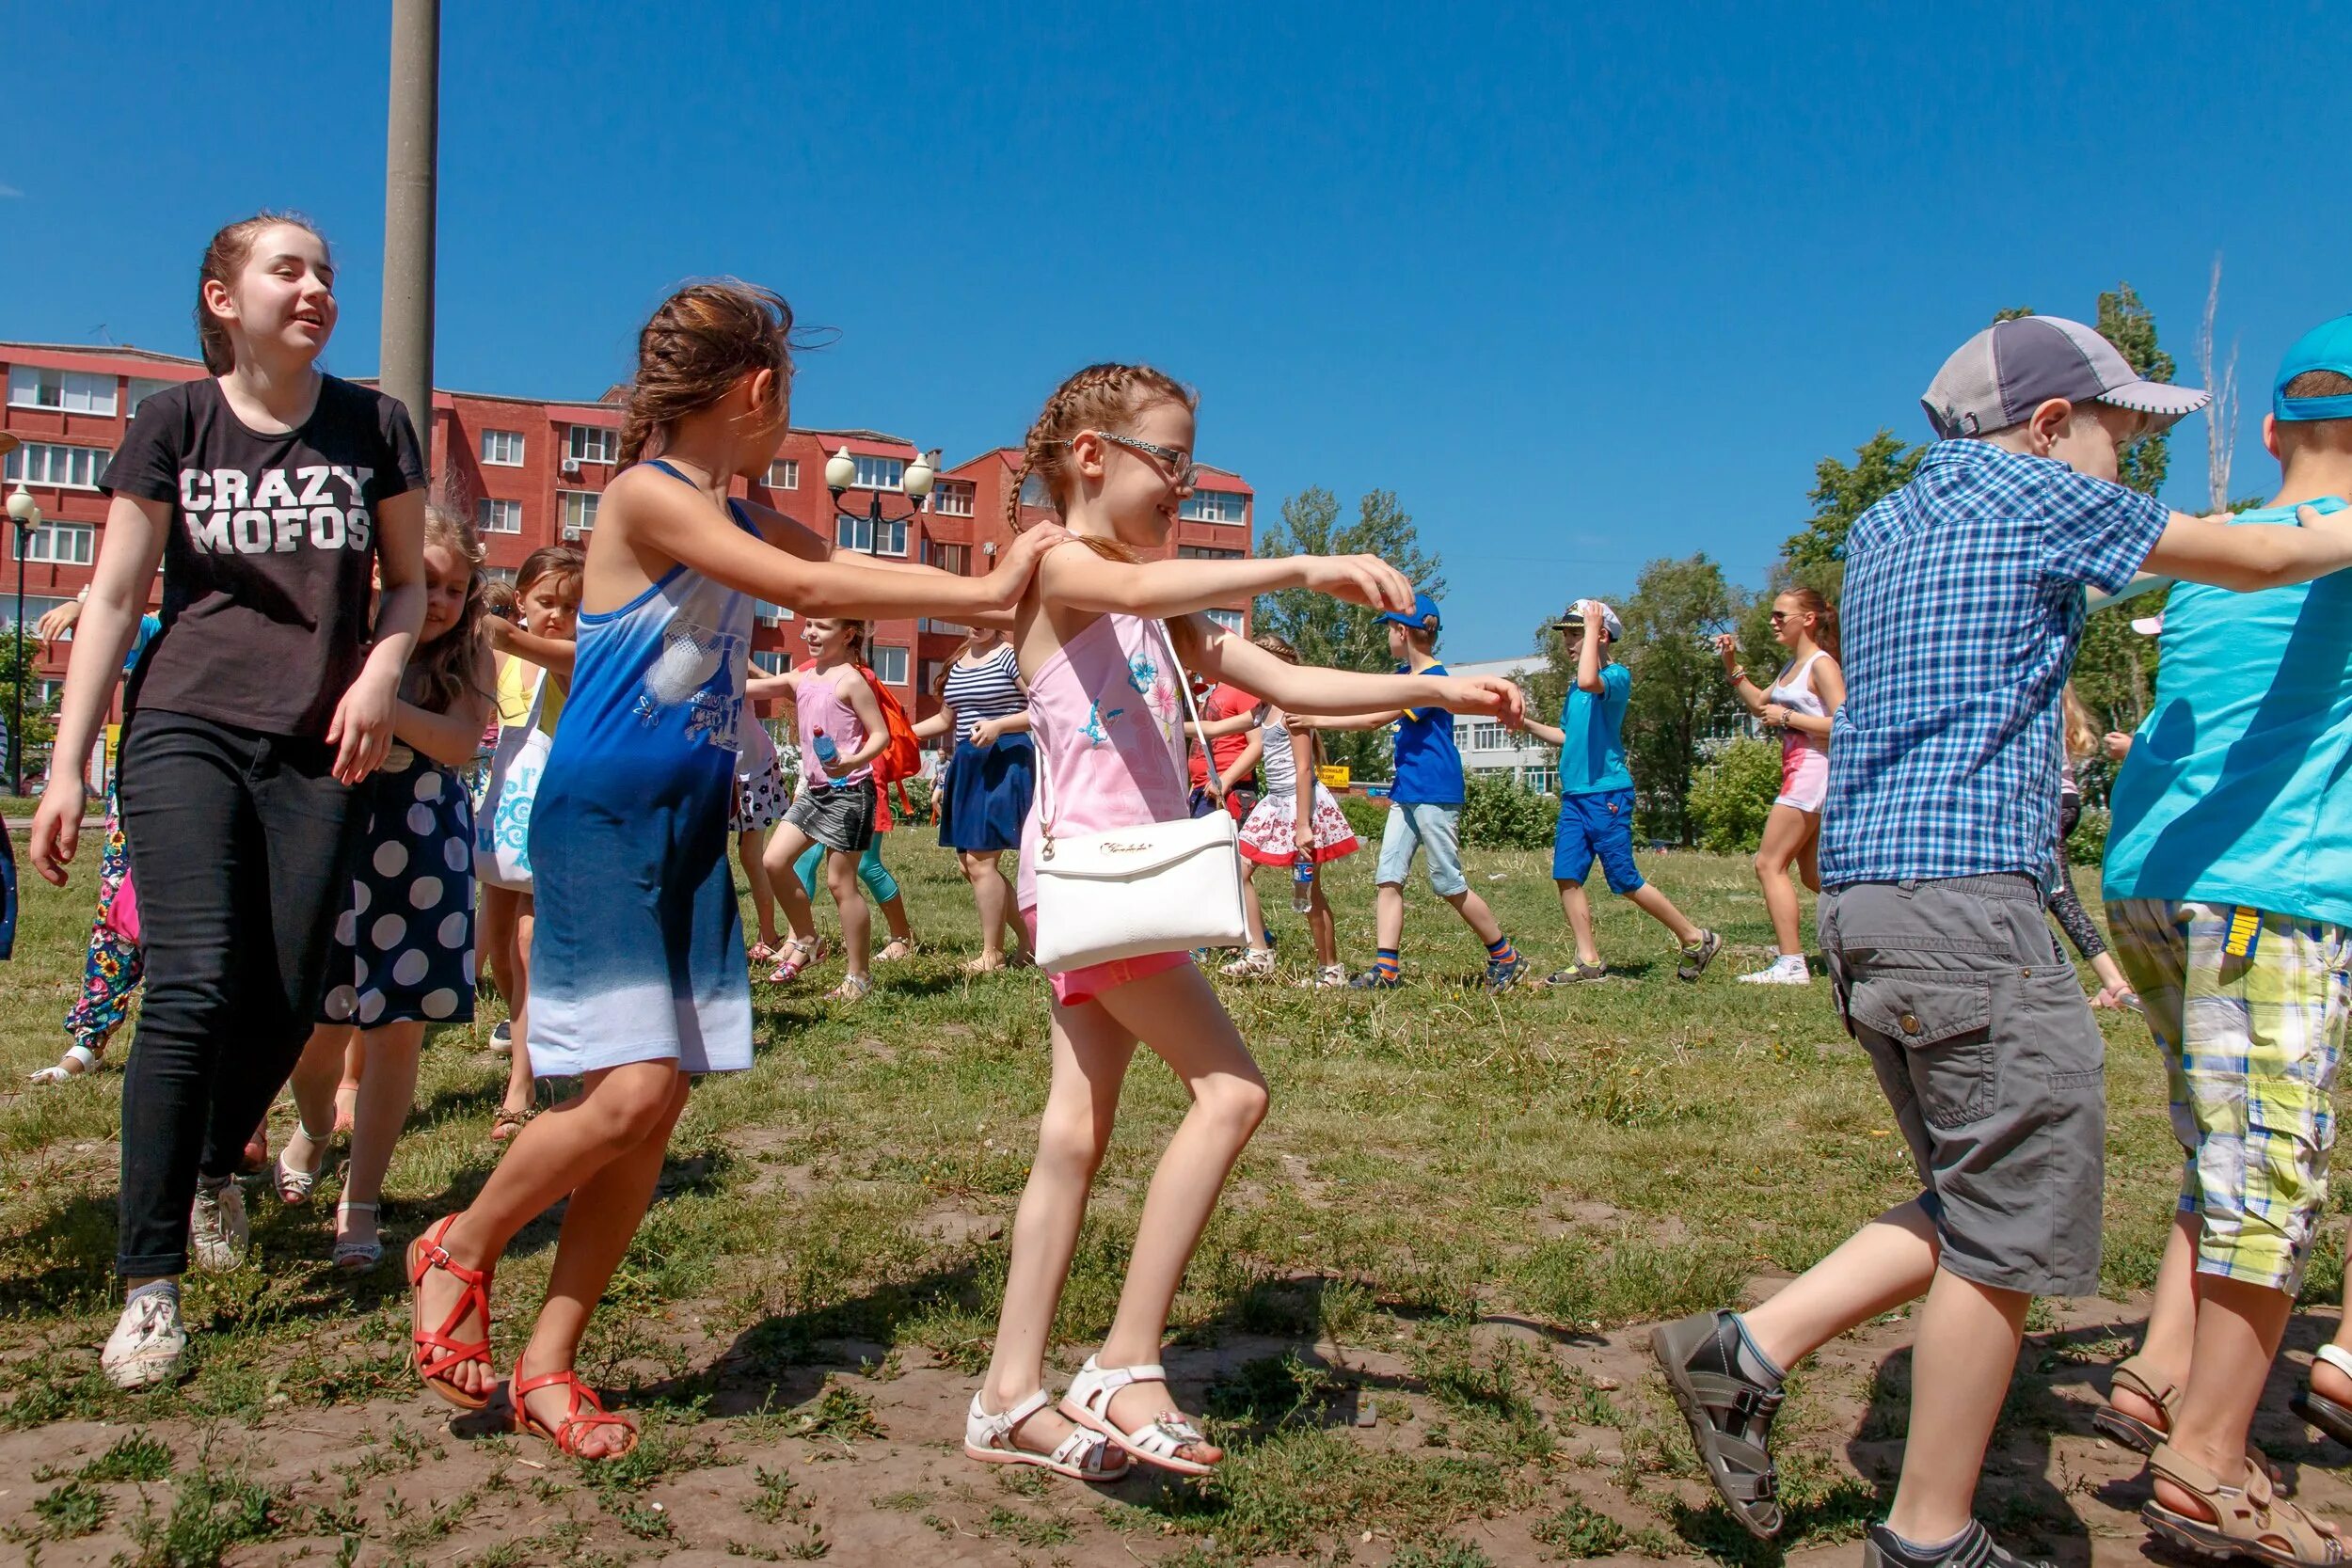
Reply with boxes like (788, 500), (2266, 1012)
(1029, 620), (1249, 974)
(474, 666), (553, 893)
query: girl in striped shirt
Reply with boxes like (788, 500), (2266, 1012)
(916, 624), (1036, 973)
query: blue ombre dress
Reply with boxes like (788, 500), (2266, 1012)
(525, 461), (755, 1077)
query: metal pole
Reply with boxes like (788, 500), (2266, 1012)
(381, 0), (439, 470)
(10, 531), (24, 793)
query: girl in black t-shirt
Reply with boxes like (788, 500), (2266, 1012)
(28, 211), (429, 1393)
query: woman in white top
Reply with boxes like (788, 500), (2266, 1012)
(1716, 587), (1844, 984)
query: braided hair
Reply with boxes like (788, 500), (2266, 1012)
(1005, 363), (1196, 562)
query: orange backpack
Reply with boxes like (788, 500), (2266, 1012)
(857, 665), (923, 814)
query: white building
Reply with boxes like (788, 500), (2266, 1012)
(1446, 655), (1557, 795)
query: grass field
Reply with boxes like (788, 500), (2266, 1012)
(2, 837), (2347, 1567)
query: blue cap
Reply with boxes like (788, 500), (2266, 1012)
(2275, 314), (2352, 422)
(1378, 592), (1441, 632)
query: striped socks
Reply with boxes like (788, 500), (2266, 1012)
(1486, 934), (1519, 968)
(1374, 948), (1401, 981)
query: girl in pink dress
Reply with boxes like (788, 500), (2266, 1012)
(964, 363), (1523, 1483)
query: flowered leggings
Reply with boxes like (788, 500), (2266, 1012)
(63, 782), (144, 1053)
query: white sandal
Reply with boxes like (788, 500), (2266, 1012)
(274, 1126), (333, 1206)
(333, 1201), (383, 1273)
(963, 1389), (1127, 1482)
(28, 1044), (101, 1085)
(1059, 1356), (1216, 1476)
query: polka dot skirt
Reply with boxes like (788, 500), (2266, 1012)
(322, 746), (477, 1028)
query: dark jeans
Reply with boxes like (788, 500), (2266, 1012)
(115, 709), (367, 1277)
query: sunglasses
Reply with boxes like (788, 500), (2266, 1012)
(1073, 431), (1198, 489)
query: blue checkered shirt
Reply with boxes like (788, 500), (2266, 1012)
(1819, 441), (2169, 892)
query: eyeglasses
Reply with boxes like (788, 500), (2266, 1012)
(1769, 610), (1790, 623)
(1073, 431), (1197, 489)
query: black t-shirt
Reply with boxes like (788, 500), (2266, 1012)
(103, 375), (427, 737)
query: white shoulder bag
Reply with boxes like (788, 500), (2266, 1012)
(1029, 619), (1249, 975)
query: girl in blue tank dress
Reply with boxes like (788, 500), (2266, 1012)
(405, 281), (1068, 1460)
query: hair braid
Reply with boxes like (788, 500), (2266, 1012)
(1005, 363), (1196, 545)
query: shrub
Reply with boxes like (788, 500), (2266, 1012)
(1458, 771), (1556, 850)
(1339, 792), (1390, 844)
(2067, 803), (2109, 867)
(1685, 737), (1781, 854)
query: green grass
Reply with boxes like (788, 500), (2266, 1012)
(0, 845), (2206, 1561)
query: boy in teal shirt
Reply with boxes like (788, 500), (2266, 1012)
(1516, 599), (1718, 983)
(2094, 314), (2352, 1553)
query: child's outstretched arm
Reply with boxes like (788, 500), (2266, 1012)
(2140, 504), (2352, 593)
(1038, 546), (1416, 622)
(912, 703), (957, 743)
(1183, 622), (1523, 727)
(626, 470), (1068, 620)
(486, 617), (577, 675)
(1517, 715), (1567, 746)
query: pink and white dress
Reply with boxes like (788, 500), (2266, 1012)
(1236, 705), (1359, 866)
(1770, 651), (1831, 812)
(1018, 611), (1196, 1007)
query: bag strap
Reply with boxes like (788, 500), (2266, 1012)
(1036, 615), (1208, 858)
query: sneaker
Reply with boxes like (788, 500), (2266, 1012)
(190, 1178), (247, 1273)
(1485, 954), (1533, 991)
(103, 1290), (187, 1390)
(489, 1019), (514, 1053)
(1220, 948), (1276, 980)
(1298, 963), (1348, 990)
(1677, 928), (1724, 982)
(1738, 955), (1811, 985)
(1543, 962), (1608, 986)
(1863, 1521), (2054, 1568)
(1348, 967), (1402, 990)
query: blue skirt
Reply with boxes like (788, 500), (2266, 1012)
(941, 734), (1035, 852)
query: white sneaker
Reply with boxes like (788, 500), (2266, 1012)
(1738, 955), (1812, 985)
(103, 1291), (187, 1390)
(190, 1179), (247, 1272)
(1219, 948), (1276, 980)
(1298, 963), (1348, 990)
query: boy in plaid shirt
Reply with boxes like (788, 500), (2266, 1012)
(1650, 315), (2352, 1568)
(2090, 314), (2352, 1561)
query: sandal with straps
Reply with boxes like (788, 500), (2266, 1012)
(1059, 1356), (1218, 1476)
(406, 1215), (495, 1410)
(877, 936), (917, 963)
(333, 1201), (383, 1273)
(512, 1366), (639, 1460)
(2292, 1344), (2352, 1448)
(1650, 1310), (1783, 1540)
(274, 1124), (333, 1206)
(766, 936), (822, 985)
(963, 1390), (1128, 1482)
(2097, 1354), (2284, 1484)
(2142, 1440), (2345, 1567)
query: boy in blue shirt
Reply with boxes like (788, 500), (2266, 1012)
(1308, 593), (1528, 990)
(1648, 314), (2352, 1568)
(2090, 315), (2352, 1557)
(1516, 598), (1719, 983)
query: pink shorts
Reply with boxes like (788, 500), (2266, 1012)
(1776, 738), (1829, 813)
(1021, 909), (1192, 1007)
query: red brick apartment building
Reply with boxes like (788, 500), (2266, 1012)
(2, 342), (1254, 748)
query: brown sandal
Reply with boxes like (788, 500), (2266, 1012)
(489, 1106), (534, 1143)
(2143, 1442), (2344, 1566)
(2097, 1354), (2283, 1485)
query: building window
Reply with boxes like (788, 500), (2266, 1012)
(478, 499), (523, 534)
(764, 458), (798, 490)
(14, 522), (97, 565)
(835, 515), (907, 557)
(1179, 490), (1247, 523)
(925, 541), (971, 577)
(559, 490), (599, 534)
(1470, 721), (1510, 752)
(751, 650), (789, 676)
(919, 657), (947, 697)
(868, 645), (909, 686)
(848, 453), (904, 491)
(127, 376), (177, 415)
(1204, 608), (1245, 634)
(4, 594), (76, 631)
(1521, 767), (1559, 795)
(4, 442), (110, 489)
(931, 480), (975, 517)
(1019, 472), (1053, 509)
(482, 429), (525, 466)
(755, 599), (790, 626)
(565, 425), (617, 466)
(8, 365), (117, 416)
(483, 565), (518, 587)
(1177, 546), (1243, 561)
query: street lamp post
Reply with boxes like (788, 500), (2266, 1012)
(823, 446), (934, 559)
(7, 480), (40, 795)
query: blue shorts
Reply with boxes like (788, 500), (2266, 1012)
(1552, 788), (1644, 895)
(1375, 801), (1467, 897)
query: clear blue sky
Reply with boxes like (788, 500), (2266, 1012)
(5, 2), (2344, 661)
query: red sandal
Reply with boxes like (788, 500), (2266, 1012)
(406, 1215), (495, 1410)
(511, 1366), (640, 1459)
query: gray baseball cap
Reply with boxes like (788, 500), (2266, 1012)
(1920, 315), (2209, 440)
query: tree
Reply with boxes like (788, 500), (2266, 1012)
(2095, 281), (2176, 497)
(0, 630), (59, 789)
(1249, 486), (1445, 777)
(1781, 429), (1922, 585)
(1537, 554), (1746, 844)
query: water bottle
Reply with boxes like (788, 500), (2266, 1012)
(813, 731), (839, 768)
(1292, 848), (1317, 914)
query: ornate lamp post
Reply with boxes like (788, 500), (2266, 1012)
(7, 477), (40, 794)
(823, 446), (934, 557)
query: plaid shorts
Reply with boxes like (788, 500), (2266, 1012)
(2106, 899), (2352, 1294)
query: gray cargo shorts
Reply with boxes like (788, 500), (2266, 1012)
(1819, 874), (2106, 1297)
